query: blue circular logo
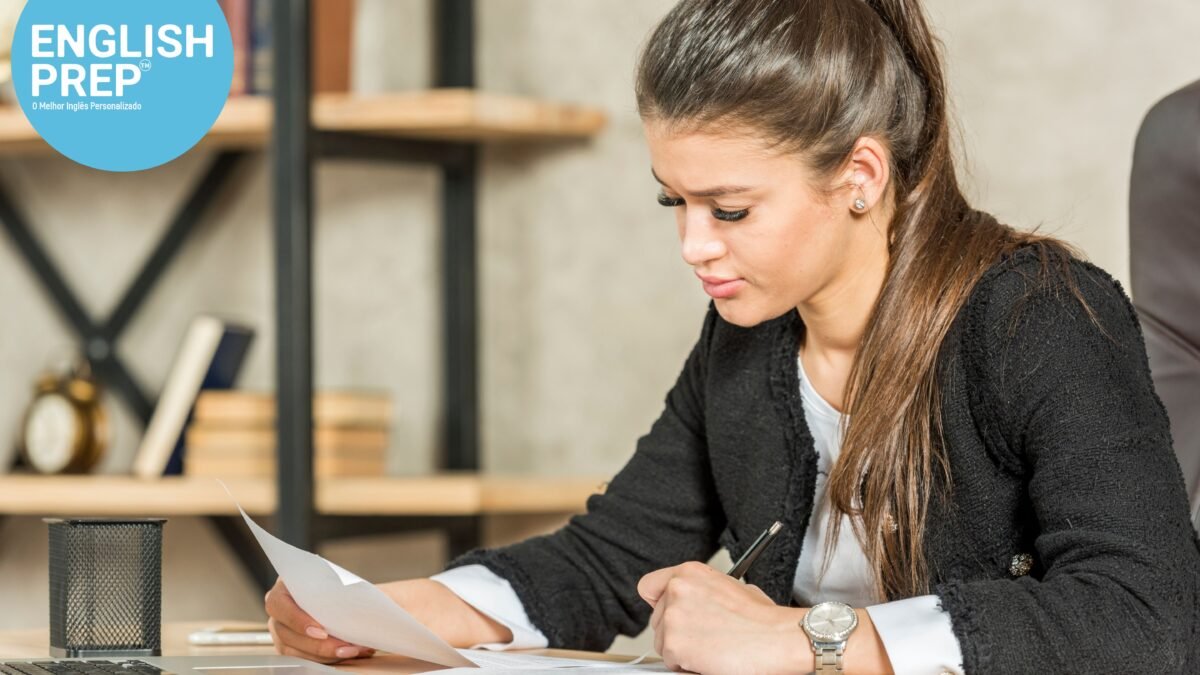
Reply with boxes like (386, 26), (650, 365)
(12, 0), (234, 172)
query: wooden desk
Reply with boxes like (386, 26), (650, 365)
(0, 621), (646, 673)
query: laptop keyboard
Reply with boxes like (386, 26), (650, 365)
(0, 660), (170, 675)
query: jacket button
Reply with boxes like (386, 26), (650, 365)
(1009, 552), (1033, 577)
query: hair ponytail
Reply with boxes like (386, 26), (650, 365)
(636, 0), (1084, 600)
(862, 0), (950, 194)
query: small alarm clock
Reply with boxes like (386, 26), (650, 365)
(19, 358), (107, 474)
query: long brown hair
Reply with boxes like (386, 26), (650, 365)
(635, 0), (1086, 599)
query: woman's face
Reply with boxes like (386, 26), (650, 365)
(644, 120), (871, 328)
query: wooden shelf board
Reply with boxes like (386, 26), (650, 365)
(0, 475), (274, 516)
(0, 473), (604, 517)
(312, 89), (608, 140)
(0, 89), (607, 155)
(315, 475), (485, 516)
(480, 475), (607, 513)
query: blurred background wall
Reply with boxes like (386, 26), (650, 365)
(0, 0), (1197, 648)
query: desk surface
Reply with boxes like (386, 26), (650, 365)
(0, 621), (642, 673)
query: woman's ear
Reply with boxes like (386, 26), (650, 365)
(840, 136), (890, 214)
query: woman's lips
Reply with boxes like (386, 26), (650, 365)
(699, 277), (746, 299)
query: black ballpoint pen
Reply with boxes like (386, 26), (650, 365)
(726, 521), (784, 580)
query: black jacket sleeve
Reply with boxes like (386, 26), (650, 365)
(443, 303), (725, 650)
(937, 257), (1200, 673)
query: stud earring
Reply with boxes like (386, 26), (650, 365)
(852, 183), (868, 213)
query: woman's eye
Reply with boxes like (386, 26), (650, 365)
(713, 207), (749, 222)
(657, 192), (749, 221)
(656, 192), (684, 207)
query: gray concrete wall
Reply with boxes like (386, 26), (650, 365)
(0, 0), (1197, 652)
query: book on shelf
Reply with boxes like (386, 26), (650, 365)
(193, 390), (391, 428)
(185, 425), (388, 456)
(186, 452), (383, 478)
(218, 0), (251, 96)
(185, 424), (386, 478)
(250, 0), (271, 94)
(312, 0), (354, 93)
(131, 316), (255, 479)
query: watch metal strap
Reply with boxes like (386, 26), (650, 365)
(812, 643), (845, 672)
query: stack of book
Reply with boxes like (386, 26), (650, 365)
(184, 390), (391, 478)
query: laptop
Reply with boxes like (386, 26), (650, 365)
(0, 654), (341, 675)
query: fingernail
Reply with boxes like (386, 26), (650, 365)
(305, 626), (328, 640)
(335, 647), (358, 659)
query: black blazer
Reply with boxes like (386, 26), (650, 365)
(449, 245), (1200, 673)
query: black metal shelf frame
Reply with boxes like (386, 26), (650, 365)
(272, 0), (484, 560)
(1, 0), (485, 591)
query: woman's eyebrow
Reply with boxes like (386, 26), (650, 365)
(651, 167), (755, 198)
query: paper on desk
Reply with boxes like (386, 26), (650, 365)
(223, 488), (473, 668)
(427, 665), (670, 675)
(451, 651), (668, 671)
(427, 670), (668, 674)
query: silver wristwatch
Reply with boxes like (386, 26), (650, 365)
(801, 601), (859, 672)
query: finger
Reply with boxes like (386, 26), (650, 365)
(650, 591), (668, 656)
(265, 583), (374, 660)
(265, 581), (326, 639)
(637, 565), (679, 606)
(269, 618), (332, 663)
(272, 617), (366, 663)
(270, 619), (336, 665)
(267, 617), (284, 657)
(276, 643), (340, 666)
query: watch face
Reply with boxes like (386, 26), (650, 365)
(24, 394), (79, 473)
(804, 601), (858, 642)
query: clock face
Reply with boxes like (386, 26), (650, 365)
(24, 393), (79, 473)
(806, 602), (857, 640)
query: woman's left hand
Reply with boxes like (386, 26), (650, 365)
(637, 561), (811, 674)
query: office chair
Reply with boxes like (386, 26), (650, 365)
(1130, 77), (1200, 532)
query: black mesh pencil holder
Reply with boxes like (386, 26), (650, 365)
(44, 518), (166, 658)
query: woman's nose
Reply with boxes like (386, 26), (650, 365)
(680, 219), (725, 266)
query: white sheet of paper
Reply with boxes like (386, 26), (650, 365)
(427, 664), (670, 675)
(221, 483), (661, 672)
(427, 670), (668, 674)
(452, 651), (667, 670)
(226, 493), (473, 668)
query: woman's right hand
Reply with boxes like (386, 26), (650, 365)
(264, 579), (377, 664)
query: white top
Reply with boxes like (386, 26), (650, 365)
(430, 354), (965, 674)
(793, 351), (877, 606)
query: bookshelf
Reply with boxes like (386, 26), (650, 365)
(0, 0), (609, 590)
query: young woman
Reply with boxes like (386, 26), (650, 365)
(265, 0), (1200, 672)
